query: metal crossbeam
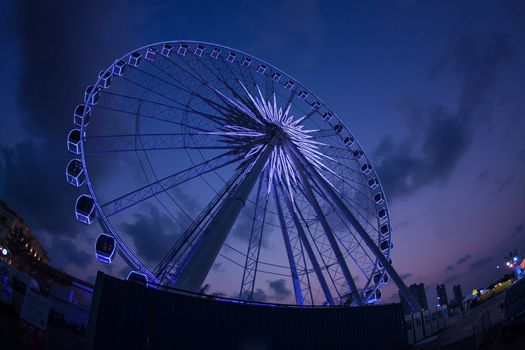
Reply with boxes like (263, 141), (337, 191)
(85, 133), (230, 154)
(101, 150), (243, 217)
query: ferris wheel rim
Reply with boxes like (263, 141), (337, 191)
(74, 40), (393, 304)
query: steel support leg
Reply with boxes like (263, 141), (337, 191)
(273, 184), (305, 305)
(280, 182), (335, 306)
(174, 145), (274, 292)
(288, 152), (364, 306)
(289, 146), (422, 313)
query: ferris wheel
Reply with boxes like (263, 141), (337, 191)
(66, 41), (420, 310)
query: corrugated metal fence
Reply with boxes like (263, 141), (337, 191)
(87, 273), (409, 349)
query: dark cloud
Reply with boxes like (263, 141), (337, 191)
(121, 205), (180, 264)
(444, 275), (458, 284)
(445, 265), (454, 272)
(456, 254), (471, 265)
(511, 224), (523, 238)
(388, 293), (400, 303)
(48, 237), (93, 269)
(478, 169), (491, 181)
(0, 141), (82, 237)
(470, 256), (495, 271)
(477, 169), (514, 194)
(231, 207), (272, 248)
(268, 278), (291, 301)
(0, 1), (145, 268)
(86, 274), (97, 284)
(375, 32), (512, 199)
(250, 288), (268, 303)
(212, 261), (224, 272)
(400, 273), (412, 280)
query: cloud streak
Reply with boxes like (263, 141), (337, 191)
(374, 32), (512, 199)
(456, 254), (472, 265)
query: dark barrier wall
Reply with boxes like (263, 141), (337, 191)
(87, 273), (408, 350)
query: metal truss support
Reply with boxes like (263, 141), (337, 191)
(102, 150), (243, 217)
(289, 150), (365, 306)
(290, 147), (422, 313)
(239, 167), (271, 300)
(173, 144), (274, 292)
(273, 183), (305, 305)
(280, 181), (335, 306)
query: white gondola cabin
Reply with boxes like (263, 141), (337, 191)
(145, 47), (157, 61)
(226, 52), (237, 62)
(194, 45), (204, 57)
(112, 60), (126, 76)
(373, 192), (384, 204)
(178, 43), (188, 56)
(241, 57), (251, 67)
(361, 163), (372, 174)
(127, 271), (148, 284)
(98, 70), (112, 88)
(368, 177), (379, 189)
(161, 44), (173, 57)
(95, 233), (116, 264)
(73, 104), (91, 127)
(377, 208), (387, 220)
(128, 51), (141, 66)
(298, 90), (308, 100)
(380, 240), (393, 252)
(322, 112), (333, 121)
(311, 100), (321, 109)
(66, 159), (85, 187)
(84, 85), (100, 105)
(256, 64), (267, 74)
(67, 129), (82, 154)
(75, 194), (96, 224)
(210, 48), (220, 59)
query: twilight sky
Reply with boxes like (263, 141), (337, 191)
(1, 0), (524, 305)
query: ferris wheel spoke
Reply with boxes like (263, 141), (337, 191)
(152, 59), (258, 126)
(311, 128), (338, 140)
(155, 56), (265, 128)
(101, 150), (245, 217)
(84, 133), (232, 154)
(311, 174), (379, 223)
(125, 66), (234, 120)
(98, 91), (229, 127)
(175, 54), (258, 117)
(239, 167), (270, 301)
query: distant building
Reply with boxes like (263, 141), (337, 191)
(400, 283), (428, 314)
(0, 198), (93, 308)
(453, 284), (464, 310)
(0, 198), (49, 268)
(436, 283), (449, 307)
